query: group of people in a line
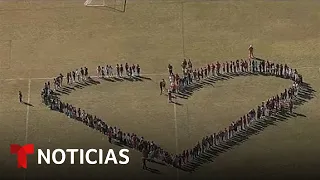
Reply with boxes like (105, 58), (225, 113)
(40, 67), (90, 104)
(162, 57), (302, 168)
(174, 83), (298, 166)
(41, 84), (180, 169)
(165, 57), (302, 99)
(66, 67), (89, 84)
(96, 63), (141, 78)
(38, 55), (303, 170)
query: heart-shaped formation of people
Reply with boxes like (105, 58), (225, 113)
(40, 58), (314, 172)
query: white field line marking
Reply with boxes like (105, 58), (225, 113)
(173, 95), (180, 180)
(173, 99), (179, 154)
(25, 78), (31, 144)
(293, 66), (319, 69)
(1, 73), (169, 81)
(23, 79), (31, 180)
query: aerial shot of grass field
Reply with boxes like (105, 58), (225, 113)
(0, 0), (319, 180)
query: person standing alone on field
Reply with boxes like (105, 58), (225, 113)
(248, 45), (254, 59)
(160, 79), (166, 95)
(168, 64), (173, 75)
(142, 148), (148, 170)
(168, 89), (173, 103)
(19, 91), (23, 103)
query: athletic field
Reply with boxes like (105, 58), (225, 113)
(0, 0), (319, 179)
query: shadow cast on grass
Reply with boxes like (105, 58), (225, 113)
(87, 0), (127, 13)
(145, 167), (161, 174)
(181, 82), (316, 172)
(22, 101), (34, 107)
(177, 72), (280, 101)
(43, 58), (314, 174)
(54, 75), (151, 96)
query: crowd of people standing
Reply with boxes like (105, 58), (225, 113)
(163, 57), (302, 168)
(39, 57), (303, 170)
(165, 58), (302, 96)
(96, 63), (141, 78)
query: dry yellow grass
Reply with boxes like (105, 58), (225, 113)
(0, 0), (320, 179)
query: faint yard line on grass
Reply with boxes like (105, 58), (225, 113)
(181, 1), (185, 58)
(175, 2), (184, 178)
(173, 100), (179, 153)
(23, 78), (31, 180)
(173, 97), (180, 180)
(9, 40), (12, 62)
(295, 66), (320, 70)
(25, 78), (31, 144)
